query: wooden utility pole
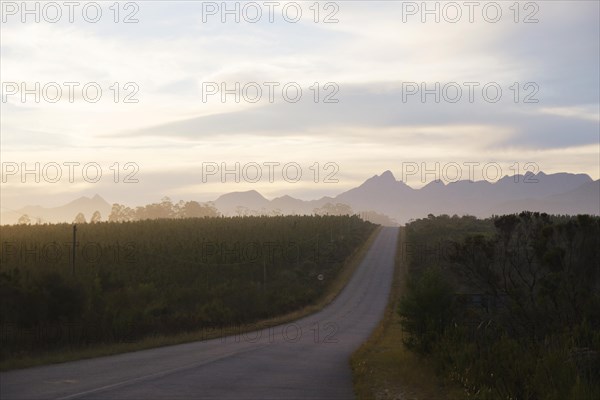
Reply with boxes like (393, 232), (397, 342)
(263, 260), (266, 295)
(72, 224), (77, 276)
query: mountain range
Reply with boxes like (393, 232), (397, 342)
(1, 194), (112, 225)
(2, 171), (598, 225)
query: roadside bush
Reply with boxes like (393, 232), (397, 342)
(398, 267), (455, 354)
(401, 214), (600, 399)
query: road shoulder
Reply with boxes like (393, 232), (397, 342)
(350, 227), (463, 400)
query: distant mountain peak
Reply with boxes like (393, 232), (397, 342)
(362, 170), (397, 187)
(275, 194), (297, 201)
(244, 189), (265, 198)
(218, 189), (267, 200)
(380, 170), (396, 181)
(67, 194), (110, 207)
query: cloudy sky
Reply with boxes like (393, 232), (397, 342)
(1, 0), (599, 210)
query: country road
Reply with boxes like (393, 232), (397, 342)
(1, 227), (399, 400)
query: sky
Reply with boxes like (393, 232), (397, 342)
(1, 0), (599, 211)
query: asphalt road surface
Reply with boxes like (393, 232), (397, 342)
(1, 227), (399, 400)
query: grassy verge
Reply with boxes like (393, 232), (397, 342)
(350, 227), (463, 400)
(1, 226), (381, 372)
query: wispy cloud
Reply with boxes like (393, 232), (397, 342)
(1, 0), (598, 208)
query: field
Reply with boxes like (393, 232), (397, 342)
(0, 215), (375, 366)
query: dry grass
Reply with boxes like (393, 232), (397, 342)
(1, 226), (381, 372)
(351, 227), (464, 400)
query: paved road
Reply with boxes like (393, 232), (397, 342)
(1, 227), (399, 400)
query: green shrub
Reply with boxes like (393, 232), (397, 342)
(398, 267), (455, 354)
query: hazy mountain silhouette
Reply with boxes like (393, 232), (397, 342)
(210, 171), (598, 224)
(1, 194), (111, 225)
(214, 190), (271, 215)
(2, 171), (598, 225)
(492, 180), (600, 216)
(270, 195), (332, 215)
(335, 170), (414, 218)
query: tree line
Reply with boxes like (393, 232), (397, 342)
(108, 198), (220, 222)
(16, 197), (398, 226)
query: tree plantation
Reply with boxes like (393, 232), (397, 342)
(0, 215), (375, 360)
